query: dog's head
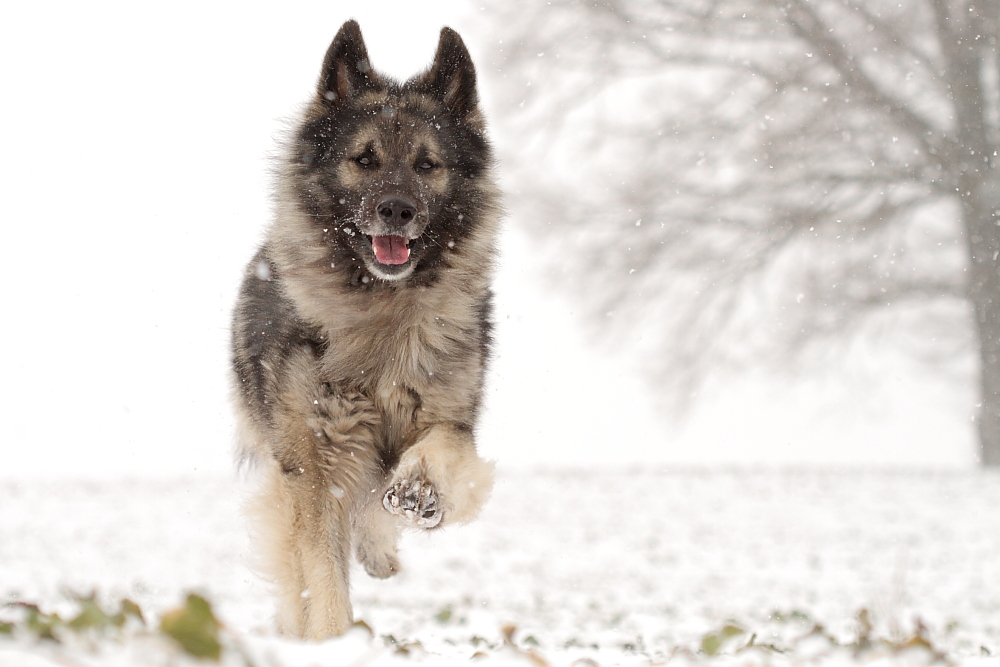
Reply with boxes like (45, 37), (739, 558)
(287, 21), (494, 284)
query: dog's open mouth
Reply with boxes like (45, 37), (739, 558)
(370, 235), (410, 265)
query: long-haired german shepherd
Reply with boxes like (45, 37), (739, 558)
(230, 20), (499, 639)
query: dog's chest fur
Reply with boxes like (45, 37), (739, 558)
(313, 280), (485, 448)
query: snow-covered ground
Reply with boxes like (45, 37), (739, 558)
(1, 2), (997, 664)
(2, 468), (999, 665)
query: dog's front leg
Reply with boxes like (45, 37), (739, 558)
(383, 423), (495, 528)
(255, 464), (355, 640)
(248, 375), (381, 640)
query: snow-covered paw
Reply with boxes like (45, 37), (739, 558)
(383, 477), (442, 528)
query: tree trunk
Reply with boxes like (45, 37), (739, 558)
(947, 8), (1000, 465)
(967, 178), (1000, 465)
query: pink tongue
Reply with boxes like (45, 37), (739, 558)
(371, 235), (410, 265)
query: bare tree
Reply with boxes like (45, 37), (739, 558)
(483, 0), (1000, 464)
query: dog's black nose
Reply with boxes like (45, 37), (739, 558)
(376, 196), (417, 227)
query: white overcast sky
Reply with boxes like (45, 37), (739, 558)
(0, 1), (977, 479)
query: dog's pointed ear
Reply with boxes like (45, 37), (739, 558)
(317, 20), (375, 104)
(422, 27), (479, 118)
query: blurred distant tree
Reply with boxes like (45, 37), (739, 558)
(486, 0), (1000, 464)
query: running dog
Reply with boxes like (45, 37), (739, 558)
(230, 20), (499, 639)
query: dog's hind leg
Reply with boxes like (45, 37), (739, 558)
(353, 493), (401, 579)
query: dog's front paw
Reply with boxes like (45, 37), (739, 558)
(383, 477), (441, 528)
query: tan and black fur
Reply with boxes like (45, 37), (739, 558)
(230, 21), (499, 639)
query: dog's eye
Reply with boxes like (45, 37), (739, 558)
(355, 155), (375, 167)
(417, 160), (436, 172)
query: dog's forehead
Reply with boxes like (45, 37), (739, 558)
(355, 90), (440, 116)
(347, 101), (447, 157)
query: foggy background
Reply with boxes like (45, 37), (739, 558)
(0, 0), (981, 479)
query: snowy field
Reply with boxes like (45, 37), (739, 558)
(2, 468), (1000, 665)
(2, 2), (998, 665)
